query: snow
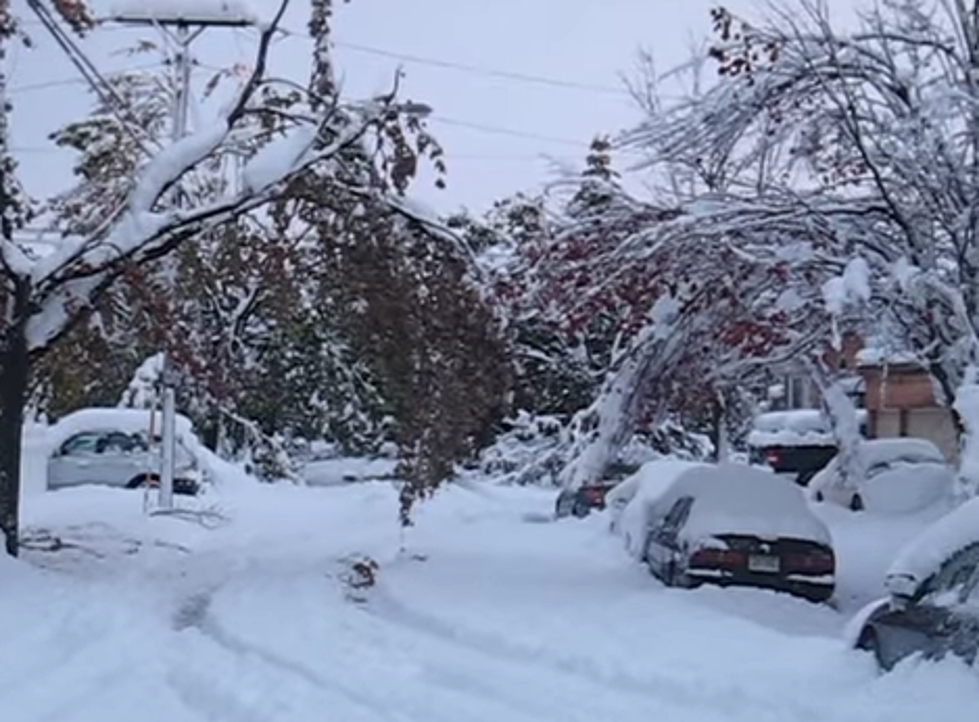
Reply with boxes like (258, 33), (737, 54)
(954, 376), (979, 498)
(808, 439), (956, 514)
(887, 495), (979, 595)
(747, 409), (867, 448)
(664, 464), (832, 546)
(822, 257), (872, 315)
(241, 125), (320, 195)
(5, 472), (979, 722)
(609, 459), (710, 546)
(302, 457), (397, 486)
(107, 0), (261, 26)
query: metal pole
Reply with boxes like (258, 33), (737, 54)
(171, 23), (192, 142)
(158, 23), (195, 509)
(159, 373), (177, 509)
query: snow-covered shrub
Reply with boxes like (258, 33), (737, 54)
(476, 412), (711, 487)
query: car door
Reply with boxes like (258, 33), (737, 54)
(644, 496), (694, 575)
(47, 432), (103, 488)
(878, 544), (979, 666)
(938, 557), (979, 665)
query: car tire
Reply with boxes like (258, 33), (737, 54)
(813, 490), (825, 502)
(127, 473), (159, 489)
(571, 500), (590, 519)
(850, 494), (865, 512)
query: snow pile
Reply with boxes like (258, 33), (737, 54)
(107, 0), (262, 25)
(887, 495), (979, 595)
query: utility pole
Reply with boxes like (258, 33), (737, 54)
(109, 4), (257, 508)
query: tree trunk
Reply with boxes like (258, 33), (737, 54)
(0, 281), (30, 557)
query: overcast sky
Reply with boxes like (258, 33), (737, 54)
(7, 0), (859, 218)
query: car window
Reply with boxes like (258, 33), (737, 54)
(59, 432), (103, 456)
(662, 496), (694, 533)
(922, 543), (979, 606)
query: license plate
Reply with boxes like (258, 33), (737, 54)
(748, 555), (780, 573)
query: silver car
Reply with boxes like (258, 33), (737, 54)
(47, 428), (202, 495)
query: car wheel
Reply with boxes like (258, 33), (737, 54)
(571, 500), (590, 518)
(814, 490), (825, 502)
(850, 494), (865, 512)
(127, 473), (159, 489)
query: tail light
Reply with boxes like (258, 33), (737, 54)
(689, 548), (745, 568)
(787, 550), (834, 574)
(765, 450), (780, 466)
(583, 488), (604, 503)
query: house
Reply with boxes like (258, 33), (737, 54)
(856, 349), (959, 464)
(766, 332), (959, 464)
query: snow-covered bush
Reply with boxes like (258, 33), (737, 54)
(475, 412), (712, 487)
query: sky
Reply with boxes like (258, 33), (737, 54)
(6, 0), (859, 219)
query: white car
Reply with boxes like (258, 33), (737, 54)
(809, 438), (954, 513)
(46, 409), (204, 495)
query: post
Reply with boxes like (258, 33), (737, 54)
(171, 22), (192, 142)
(159, 358), (177, 508)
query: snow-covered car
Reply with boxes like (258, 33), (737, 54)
(554, 461), (641, 519)
(851, 496), (979, 671)
(605, 459), (710, 535)
(747, 409), (865, 485)
(620, 463), (836, 602)
(46, 408), (204, 495)
(809, 438), (954, 513)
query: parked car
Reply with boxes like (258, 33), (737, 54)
(618, 463), (836, 602)
(850, 496), (979, 670)
(747, 409), (866, 486)
(46, 409), (204, 495)
(554, 461), (640, 519)
(809, 438), (954, 513)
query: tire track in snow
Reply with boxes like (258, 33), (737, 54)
(168, 589), (403, 722)
(365, 587), (845, 722)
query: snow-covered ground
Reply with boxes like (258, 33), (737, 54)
(3, 474), (979, 722)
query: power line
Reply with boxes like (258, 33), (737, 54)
(333, 40), (631, 97)
(274, 27), (629, 97)
(9, 62), (167, 94)
(430, 115), (592, 147)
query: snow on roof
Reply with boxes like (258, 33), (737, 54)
(667, 464), (832, 544)
(107, 0), (261, 26)
(886, 496), (979, 593)
(855, 346), (920, 367)
(747, 409), (867, 448)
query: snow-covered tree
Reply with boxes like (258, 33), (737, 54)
(692, 1), (979, 417)
(0, 0), (445, 556)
